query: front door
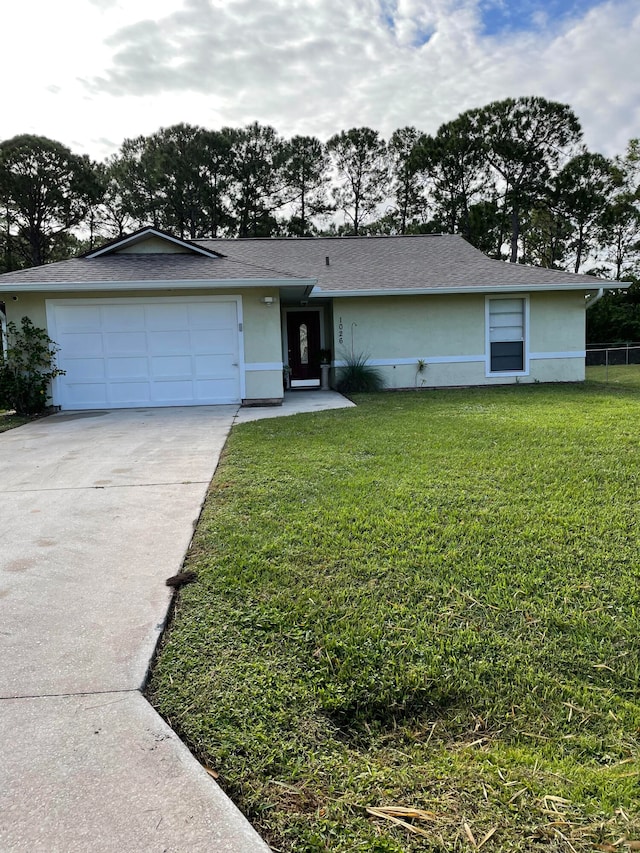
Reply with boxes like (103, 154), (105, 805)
(287, 311), (321, 384)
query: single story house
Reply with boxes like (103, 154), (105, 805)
(0, 227), (613, 410)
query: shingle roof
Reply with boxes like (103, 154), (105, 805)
(0, 253), (307, 285)
(0, 232), (606, 293)
(201, 234), (604, 294)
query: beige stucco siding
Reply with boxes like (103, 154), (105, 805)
(527, 291), (586, 383)
(5, 287), (284, 403)
(240, 289), (283, 399)
(115, 237), (193, 254)
(5, 294), (48, 329)
(331, 291), (586, 387)
(528, 291), (585, 353)
(332, 295), (485, 360)
(5, 287), (587, 402)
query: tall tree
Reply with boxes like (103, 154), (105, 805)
(519, 202), (571, 269)
(586, 281), (640, 344)
(598, 139), (640, 281)
(0, 208), (29, 273)
(463, 97), (582, 263)
(0, 134), (103, 266)
(227, 123), (286, 237)
(199, 128), (235, 238)
(110, 135), (164, 230)
(327, 127), (388, 235)
(553, 151), (615, 273)
(387, 127), (428, 234)
(93, 158), (137, 240)
(281, 135), (331, 236)
(417, 115), (489, 247)
(599, 197), (640, 282)
(150, 123), (209, 239)
(144, 124), (235, 239)
(466, 198), (507, 258)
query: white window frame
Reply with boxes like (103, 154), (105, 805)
(485, 295), (530, 378)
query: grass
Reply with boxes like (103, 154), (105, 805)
(148, 384), (640, 852)
(586, 363), (640, 390)
(0, 410), (30, 433)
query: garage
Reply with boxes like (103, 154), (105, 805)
(46, 296), (243, 410)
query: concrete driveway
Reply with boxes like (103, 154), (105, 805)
(0, 407), (270, 852)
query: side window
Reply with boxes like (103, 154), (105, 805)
(488, 298), (525, 372)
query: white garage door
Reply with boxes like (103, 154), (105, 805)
(48, 297), (242, 410)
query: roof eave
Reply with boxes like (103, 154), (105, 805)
(0, 277), (317, 293)
(314, 282), (620, 298)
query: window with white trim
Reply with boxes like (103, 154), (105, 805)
(488, 298), (525, 373)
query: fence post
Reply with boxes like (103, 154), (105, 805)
(606, 347), (609, 383)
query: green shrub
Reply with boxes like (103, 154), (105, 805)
(336, 353), (383, 394)
(0, 317), (65, 415)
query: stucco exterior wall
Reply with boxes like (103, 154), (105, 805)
(240, 289), (283, 400)
(5, 294), (49, 329)
(115, 237), (193, 254)
(4, 287), (586, 404)
(5, 287), (284, 403)
(331, 291), (586, 388)
(528, 291), (585, 353)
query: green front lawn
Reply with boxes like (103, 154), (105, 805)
(148, 385), (640, 852)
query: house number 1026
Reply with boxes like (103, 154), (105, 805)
(338, 317), (344, 345)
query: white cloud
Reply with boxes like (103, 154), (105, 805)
(0, 0), (637, 161)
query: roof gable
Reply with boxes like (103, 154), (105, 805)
(84, 227), (223, 259)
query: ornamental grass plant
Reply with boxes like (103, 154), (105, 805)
(335, 352), (384, 394)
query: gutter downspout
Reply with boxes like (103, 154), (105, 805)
(585, 287), (604, 309)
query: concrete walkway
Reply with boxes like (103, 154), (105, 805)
(0, 407), (269, 853)
(0, 392), (354, 852)
(234, 389), (355, 424)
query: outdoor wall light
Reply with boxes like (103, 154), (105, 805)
(260, 296), (275, 306)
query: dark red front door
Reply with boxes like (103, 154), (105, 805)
(287, 311), (321, 381)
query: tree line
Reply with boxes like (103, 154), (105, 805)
(1, 96), (639, 340)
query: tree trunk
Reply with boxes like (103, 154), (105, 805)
(509, 206), (520, 263)
(460, 193), (471, 242)
(400, 171), (408, 235)
(300, 180), (306, 235)
(28, 226), (43, 266)
(574, 224), (584, 274)
(615, 233), (623, 281)
(5, 208), (13, 271)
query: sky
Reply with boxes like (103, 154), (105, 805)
(1, 0), (638, 162)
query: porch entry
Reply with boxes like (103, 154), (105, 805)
(287, 310), (321, 388)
